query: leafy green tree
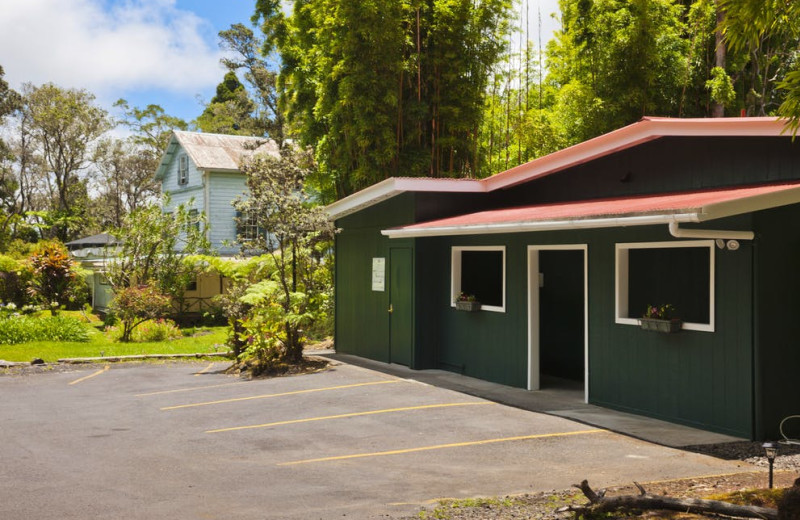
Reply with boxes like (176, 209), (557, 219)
(547, 0), (688, 143)
(0, 66), (21, 245)
(234, 148), (334, 364)
(20, 83), (110, 241)
(195, 71), (258, 135)
(110, 284), (172, 342)
(718, 0), (800, 126)
(105, 199), (210, 316)
(113, 99), (188, 156)
(255, 0), (512, 199)
(92, 138), (161, 230)
(219, 23), (286, 145)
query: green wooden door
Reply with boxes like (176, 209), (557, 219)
(389, 248), (413, 366)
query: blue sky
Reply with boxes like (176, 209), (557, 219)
(0, 0), (560, 128)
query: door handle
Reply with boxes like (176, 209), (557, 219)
(388, 304), (393, 314)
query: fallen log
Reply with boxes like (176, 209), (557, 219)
(556, 480), (777, 520)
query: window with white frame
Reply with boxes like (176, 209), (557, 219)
(178, 155), (189, 185)
(451, 246), (506, 312)
(615, 240), (714, 332)
(236, 210), (262, 242)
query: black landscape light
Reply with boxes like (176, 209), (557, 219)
(762, 441), (779, 489)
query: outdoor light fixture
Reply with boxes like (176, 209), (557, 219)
(762, 442), (779, 489)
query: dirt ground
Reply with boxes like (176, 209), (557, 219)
(405, 470), (798, 519)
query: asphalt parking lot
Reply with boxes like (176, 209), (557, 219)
(1, 359), (749, 519)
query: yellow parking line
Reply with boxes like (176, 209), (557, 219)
(136, 381), (246, 397)
(161, 380), (403, 411)
(206, 401), (493, 433)
(194, 363), (215, 376)
(68, 365), (110, 386)
(278, 429), (605, 466)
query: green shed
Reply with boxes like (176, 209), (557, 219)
(328, 117), (800, 440)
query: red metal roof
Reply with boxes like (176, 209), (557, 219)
(391, 182), (800, 232)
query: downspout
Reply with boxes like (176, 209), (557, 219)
(668, 221), (754, 240)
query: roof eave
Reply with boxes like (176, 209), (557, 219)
(484, 117), (790, 191)
(381, 213), (701, 239)
(325, 177), (485, 220)
(154, 133), (180, 181)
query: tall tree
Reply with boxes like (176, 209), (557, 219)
(718, 0), (800, 123)
(195, 71), (258, 135)
(219, 24), (286, 145)
(547, 0), (688, 143)
(20, 83), (110, 241)
(235, 148), (333, 364)
(255, 0), (512, 199)
(0, 66), (21, 245)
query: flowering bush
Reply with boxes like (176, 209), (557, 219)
(456, 292), (477, 302)
(106, 318), (181, 343)
(110, 284), (172, 342)
(0, 302), (40, 320)
(644, 303), (677, 320)
(26, 242), (86, 314)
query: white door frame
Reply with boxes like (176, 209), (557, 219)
(527, 244), (589, 402)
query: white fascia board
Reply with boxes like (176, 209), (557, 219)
(699, 184), (800, 221)
(484, 117), (789, 191)
(382, 213), (700, 238)
(154, 134), (180, 181)
(325, 177), (484, 220)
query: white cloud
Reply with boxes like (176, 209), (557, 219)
(0, 0), (226, 95)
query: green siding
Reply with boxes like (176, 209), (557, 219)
(502, 137), (800, 206)
(335, 194), (415, 364)
(414, 220), (753, 437)
(754, 204), (800, 440)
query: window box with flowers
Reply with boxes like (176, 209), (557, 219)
(455, 293), (481, 312)
(639, 304), (682, 333)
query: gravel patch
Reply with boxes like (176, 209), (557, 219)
(401, 441), (800, 519)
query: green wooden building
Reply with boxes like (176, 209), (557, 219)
(327, 117), (800, 440)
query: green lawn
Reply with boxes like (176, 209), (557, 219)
(0, 314), (230, 363)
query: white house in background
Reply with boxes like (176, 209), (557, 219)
(149, 131), (280, 314)
(155, 131), (280, 255)
(71, 131), (279, 314)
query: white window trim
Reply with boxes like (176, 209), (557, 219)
(178, 155), (189, 185)
(451, 245), (506, 313)
(615, 240), (715, 332)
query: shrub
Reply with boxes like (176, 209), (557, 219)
(0, 315), (90, 344)
(26, 242), (82, 315)
(110, 284), (172, 342)
(0, 254), (30, 307)
(106, 318), (182, 343)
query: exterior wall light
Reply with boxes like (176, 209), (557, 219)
(762, 441), (779, 489)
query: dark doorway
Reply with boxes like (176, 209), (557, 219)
(539, 250), (585, 382)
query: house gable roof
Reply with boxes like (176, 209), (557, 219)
(154, 131), (280, 180)
(326, 117), (790, 220)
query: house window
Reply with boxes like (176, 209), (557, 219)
(615, 240), (714, 332)
(186, 277), (198, 292)
(236, 210), (262, 242)
(451, 246), (506, 312)
(188, 209), (200, 231)
(178, 155), (189, 185)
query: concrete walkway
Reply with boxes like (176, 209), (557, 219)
(319, 352), (745, 448)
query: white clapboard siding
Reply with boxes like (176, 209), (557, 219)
(207, 171), (248, 255)
(162, 150), (204, 213)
